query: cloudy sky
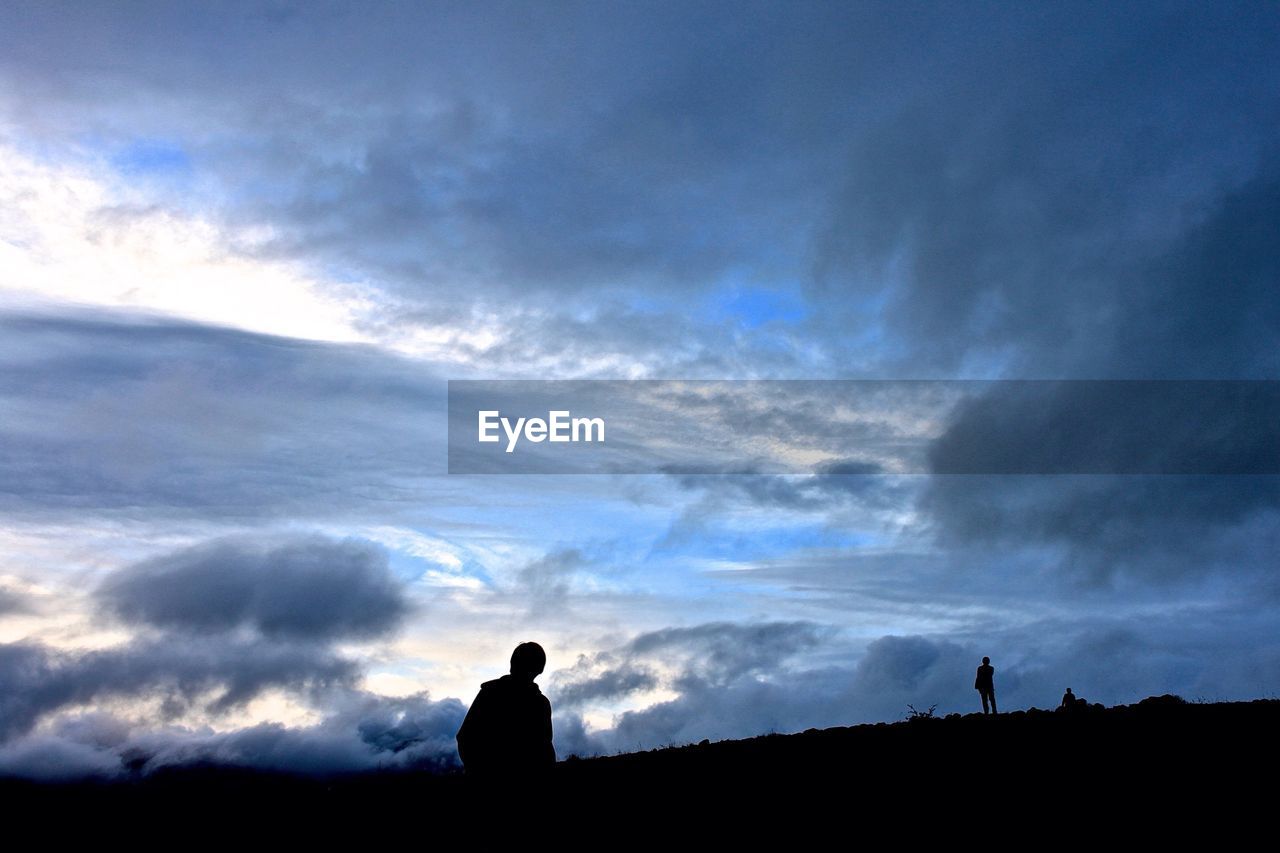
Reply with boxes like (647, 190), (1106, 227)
(1, 1), (1277, 778)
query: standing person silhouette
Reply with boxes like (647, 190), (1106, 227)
(456, 641), (556, 777)
(975, 656), (997, 714)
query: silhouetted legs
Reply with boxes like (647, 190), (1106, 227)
(980, 689), (997, 714)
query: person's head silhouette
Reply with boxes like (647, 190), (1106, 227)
(510, 641), (547, 682)
(982, 656), (990, 665)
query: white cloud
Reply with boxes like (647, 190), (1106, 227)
(359, 525), (464, 570)
(0, 143), (381, 343)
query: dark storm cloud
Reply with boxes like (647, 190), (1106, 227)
(98, 534), (409, 640)
(921, 474), (1280, 586)
(230, 107), (766, 302)
(896, 142), (1280, 586)
(1105, 176), (1280, 379)
(548, 620), (827, 713)
(3, 3), (1276, 380)
(4, 3), (1274, 378)
(551, 662), (658, 710)
(0, 636), (358, 741)
(922, 381), (1280, 585)
(0, 1), (854, 319)
(627, 621), (828, 685)
(0, 531), (420, 753)
(0, 690), (467, 779)
(928, 382), (1280, 476)
(0, 310), (451, 523)
(811, 6), (1280, 376)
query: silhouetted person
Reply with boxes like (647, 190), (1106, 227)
(975, 656), (997, 714)
(456, 641), (556, 778)
(1060, 687), (1077, 711)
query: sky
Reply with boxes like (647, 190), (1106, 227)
(0, 1), (1277, 778)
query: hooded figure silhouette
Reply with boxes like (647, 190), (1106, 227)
(456, 642), (556, 777)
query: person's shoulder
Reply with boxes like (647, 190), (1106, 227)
(483, 674), (534, 692)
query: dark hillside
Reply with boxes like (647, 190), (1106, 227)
(6, 697), (1274, 841)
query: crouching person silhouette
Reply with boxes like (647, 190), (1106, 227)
(456, 641), (556, 780)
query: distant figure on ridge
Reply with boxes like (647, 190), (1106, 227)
(456, 641), (556, 777)
(974, 656), (997, 714)
(1059, 687), (1089, 711)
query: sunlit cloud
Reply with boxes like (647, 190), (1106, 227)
(0, 143), (375, 342)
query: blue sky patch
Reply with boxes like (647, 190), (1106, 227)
(110, 139), (193, 177)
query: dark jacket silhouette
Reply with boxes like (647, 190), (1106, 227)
(456, 642), (555, 776)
